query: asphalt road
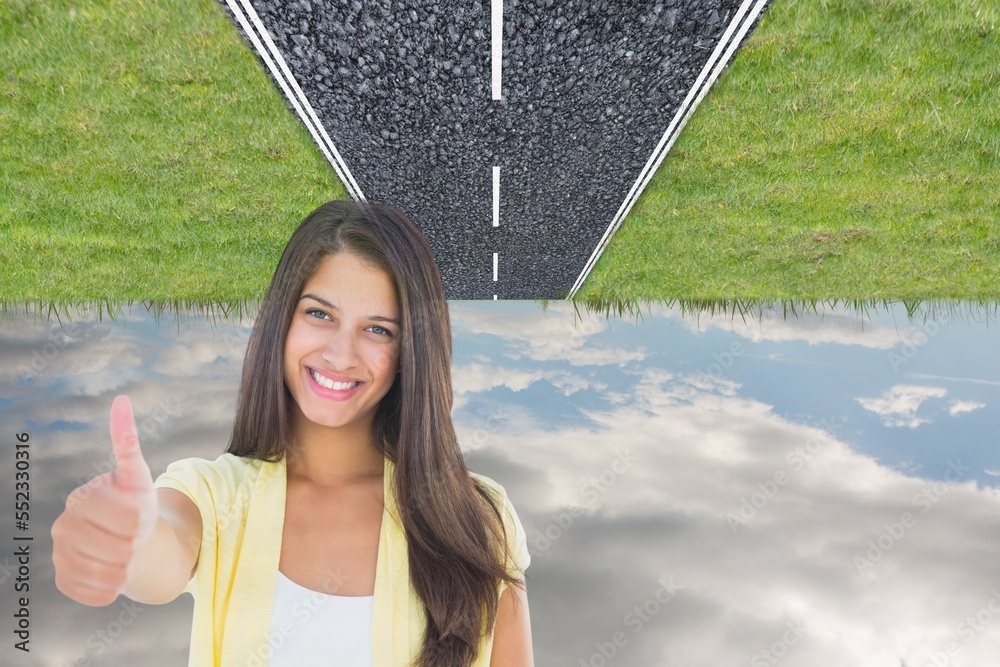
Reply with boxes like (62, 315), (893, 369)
(218, 0), (771, 299)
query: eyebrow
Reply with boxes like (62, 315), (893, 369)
(299, 293), (401, 325)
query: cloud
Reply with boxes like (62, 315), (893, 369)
(450, 301), (647, 366)
(908, 373), (1000, 387)
(6, 302), (998, 667)
(452, 362), (552, 395)
(150, 325), (250, 378)
(470, 369), (1000, 667)
(451, 362), (604, 411)
(650, 302), (922, 349)
(948, 400), (986, 416)
(856, 385), (948, 428)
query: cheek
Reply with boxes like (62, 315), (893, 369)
(370, 347), (399, 377)
(282, 323), (308, 376)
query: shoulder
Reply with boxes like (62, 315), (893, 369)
(154, 453), (272, 509)
(156, 452), (267, 482)
(468, 471), (531, 577)
(469, 471), (519, 523)
(468, 470), (508, 500)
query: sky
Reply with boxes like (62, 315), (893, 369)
(0, 300), (998, 667)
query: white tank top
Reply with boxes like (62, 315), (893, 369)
(268, 570), (374, 666)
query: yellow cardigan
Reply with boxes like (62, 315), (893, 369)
(153, 453), (530, 667)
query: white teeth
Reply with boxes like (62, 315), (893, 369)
(309, 369), (359, 391)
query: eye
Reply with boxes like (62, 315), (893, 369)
(305, 307), (331, 321)
(367, 325), (395, 338)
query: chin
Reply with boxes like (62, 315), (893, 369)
(301, 398), (378, 431)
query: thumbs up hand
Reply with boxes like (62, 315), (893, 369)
(51, 395), (160, 606)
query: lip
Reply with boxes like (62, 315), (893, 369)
(305, 366), (364, 401)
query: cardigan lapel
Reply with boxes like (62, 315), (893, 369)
(207, 454), (507, 666)
(373, 456), (425, 665)
(375, 459), (499, 667)
(218, 455), (425, 666)
(220, 457), (286, 666)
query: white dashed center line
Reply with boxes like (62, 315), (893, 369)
(491, 0), (503, 100)
(491, 3), (504, 296)
(493, 166), (501, 227)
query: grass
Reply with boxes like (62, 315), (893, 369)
(578, 0), (1000, 300)
(1, 0), (998, 304)
(0, 0), (346, 303)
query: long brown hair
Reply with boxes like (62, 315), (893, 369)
(226, 200), (522, 666)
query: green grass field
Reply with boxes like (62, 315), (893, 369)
(2, 0), (998, 305)
(579, 0), (1000, 300)
(1, 0), (346, 305)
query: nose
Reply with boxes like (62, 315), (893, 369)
(320, 325), (360, 371)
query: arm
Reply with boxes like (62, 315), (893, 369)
(50, 396), (203, 607)
(490, 583), (534, 667)
(121, 488), (202, 604)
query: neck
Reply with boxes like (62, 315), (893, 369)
(285, 409), (385, 488)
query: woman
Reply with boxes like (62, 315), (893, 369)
(51, 201), (533, 667)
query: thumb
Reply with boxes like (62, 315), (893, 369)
(109, 395), (153, 492)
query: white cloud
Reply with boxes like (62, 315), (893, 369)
(856, 385), (948, 428)
(452, 361), (604, 409)
(908, 373), (1000, 387)
(547, 371), (601, 396)
(948, 400), (986, 416)
(450, 301), (647, 366)
(150, 326), (250, 377)
(648, 302), (922, 349)
(451, 362), (554, 411)
(476, 369), (1000, 667)
(6, 302), (997, 667)
(453, 362), (550, 395)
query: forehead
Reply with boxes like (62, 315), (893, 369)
(301, 253), (399, 315)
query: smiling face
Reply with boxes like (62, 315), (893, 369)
(282, 252), (401, 440)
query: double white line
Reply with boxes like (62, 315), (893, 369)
(568, 0), (771, 298)
(222, 0), (365, 201)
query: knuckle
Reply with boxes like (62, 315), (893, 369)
(53, 573), (71, 596)
(51, 546), (70, 569)
(84, 560), (123, 589)
(118, 505), (141, 534)
(116, 540), (136, 566)
(106, 568), (128, 591)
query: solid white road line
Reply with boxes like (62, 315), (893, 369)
(568, 0), (769, 297)
(225, 0), (365, 200)
(493, 166), (501, 227)
(492, 0), (503, 99)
